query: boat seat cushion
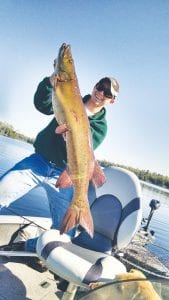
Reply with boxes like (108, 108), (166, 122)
(72, 194), (122, 253)
(36, 229), (127, 287)
(72, 231), (112, 253)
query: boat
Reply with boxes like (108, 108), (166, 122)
(0, 137), (169, 299)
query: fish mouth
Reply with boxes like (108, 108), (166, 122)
(59, 43), (71, 59)
(56, 43), (74, 81)
(57, 43), (72, 70)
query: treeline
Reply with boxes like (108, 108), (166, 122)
(0, 121), (34, 144)
(0, 121), (168, 190)
(100, 159), (169, 190)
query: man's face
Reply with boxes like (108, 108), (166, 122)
(91, 86), (115, 107)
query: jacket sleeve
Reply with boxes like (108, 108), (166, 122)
(34, 77), (54, 115)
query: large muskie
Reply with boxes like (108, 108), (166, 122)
(52, 43), (106, 237)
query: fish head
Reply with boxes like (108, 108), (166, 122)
(55, 43), (75, 82)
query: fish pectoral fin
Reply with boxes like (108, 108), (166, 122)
(91, 160), (106, 188)
(55, 169), (73, 188)
(55, 124), (69, 134)
(60, 203), (94, 238)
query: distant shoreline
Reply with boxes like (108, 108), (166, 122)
(140, 180), (169, 195)
(0, 121), (34, 144)
(0, 121), (169, 191)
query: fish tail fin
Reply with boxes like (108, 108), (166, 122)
(91, 160), (106, 187)
(60, 200), (94, 238)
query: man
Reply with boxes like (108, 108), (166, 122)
(0, 72), (119, 252)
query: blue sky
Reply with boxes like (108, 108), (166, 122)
(0, 0), (169, 176)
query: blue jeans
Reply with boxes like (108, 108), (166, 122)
(0, 153), (75, 251)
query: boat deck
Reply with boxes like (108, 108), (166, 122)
(0, 255), (59, 300)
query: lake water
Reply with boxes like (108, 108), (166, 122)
(141, 181), (169, 266)
(0, 135), (169, 265)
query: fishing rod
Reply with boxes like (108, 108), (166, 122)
(3, 206), (48, 231)
(120, 256), (169, 281)
(0, 206), (50, 255)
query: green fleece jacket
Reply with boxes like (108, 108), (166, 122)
(33, 77), (107, 169)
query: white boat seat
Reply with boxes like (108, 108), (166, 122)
(36, 166), (142, 288)
(73, 166), (142, 253)
(37, 229), (126, 287)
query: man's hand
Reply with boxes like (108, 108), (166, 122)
(55, 124), (68, 141)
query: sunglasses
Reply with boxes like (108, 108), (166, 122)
(96, 84), (116, 100)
